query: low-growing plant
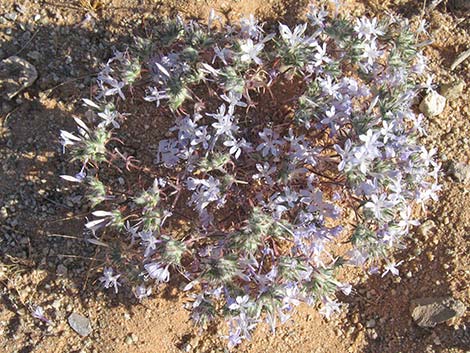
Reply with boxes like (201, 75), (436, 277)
(60, 2), (439, 347)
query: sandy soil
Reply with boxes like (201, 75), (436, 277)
(0, 1), (469, 353)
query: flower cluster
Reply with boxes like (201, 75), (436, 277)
(59, 3), (438, 348)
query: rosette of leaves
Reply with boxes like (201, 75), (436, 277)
(60, 2), (439, 348)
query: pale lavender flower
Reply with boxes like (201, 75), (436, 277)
(220, 91), (247, 112)
(279, 23), (313, 48)
(209, 104), (236, 136)
(313, 42), (331, 67)
(256, 128), (284, 157)
(364, 193), (397, 220)
(97, 106), (120, 128)
(98, 75), (126, 100)
(223, 138), (251, 159)
(381, 260), (403, 277)
(240, 14), (263, 39)
(321, 105), (336, 126)
(412, 53), (427, 74)
(319, 298), (341, 318)
(199, 62), (220, 78)
(416, 19), (428, 35)
(32, 306), (51, 324)
(145, 262), (170, 283)
(59, 130), (82, 152)
(362, 40), (383, 65)
(99, 267), (121, 293)
(134, 284), (152, 301)
(353, 146), (372, 174)
(191, 126), (212, 149)
(144, 87), (169, 107)
(420, 146), (437, 167)
(239, 39), (264, 65)
(397, 205), (420, 232)
(60, 170), (86, 183)
(318, 75), (340, 97)
(307, 5), (328, 28)
(252, 162), (276, 185)
(334, 139), (352, 171)
(140, 231), (159, 257)
(276, 187), (298, 208)
(156, 139), (180, 167)
(354, 17), (384, 40)
(358, 130), (382, 158)
(212, 45), (231, 65)
(85, 210), (116, 233)
(228, 295), (251, 311)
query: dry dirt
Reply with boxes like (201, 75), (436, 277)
(0, 1), (469, 353)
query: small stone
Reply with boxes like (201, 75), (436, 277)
(448, 161), (470, 184)
(56, 264), (67, 276)
(417, 220), (437, 240)
(181, 342), (192, 352)
(410, 297), (466, 327)
(440, 80), (465, 100)
(68, 313), (92, 337)
(27, 51), (42, 61)
(366, 319), (376, 328)
(0, 56), (38, 100)
(125, 334), (134, 345)
(4, 12), (18, 21)
(419, 91), (446, 117)
(367, 328), (379, 340)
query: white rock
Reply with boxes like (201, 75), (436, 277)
(419, 90), (446, 117)
(68, 313), (92, 337)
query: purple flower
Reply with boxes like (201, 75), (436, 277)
(319, 298), (341, 318)
(144, 262), (170, 283)
(99, 267), (121, 293)
(144, 87), (169, 107)
(364, 193), (397, 221)
(32, 306), (52, 324)
(134, 284), (152, 301)
(252, 162), (276, 185)
(223, 138), (251, 159)
(334, 139), (352, 172)
(209, 104), (237, 137)
(381, 260), (403, 277)
(256, 128), (284, 157)
(240, 14), (264, 39)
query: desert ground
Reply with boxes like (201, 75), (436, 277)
(0, 1), (469, 352)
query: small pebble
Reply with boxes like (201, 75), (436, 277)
(366, 319), (376, 328)
(68, 313), (92, 337)
(419, 90), (446, 117)
(4, 12), (18, 21)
